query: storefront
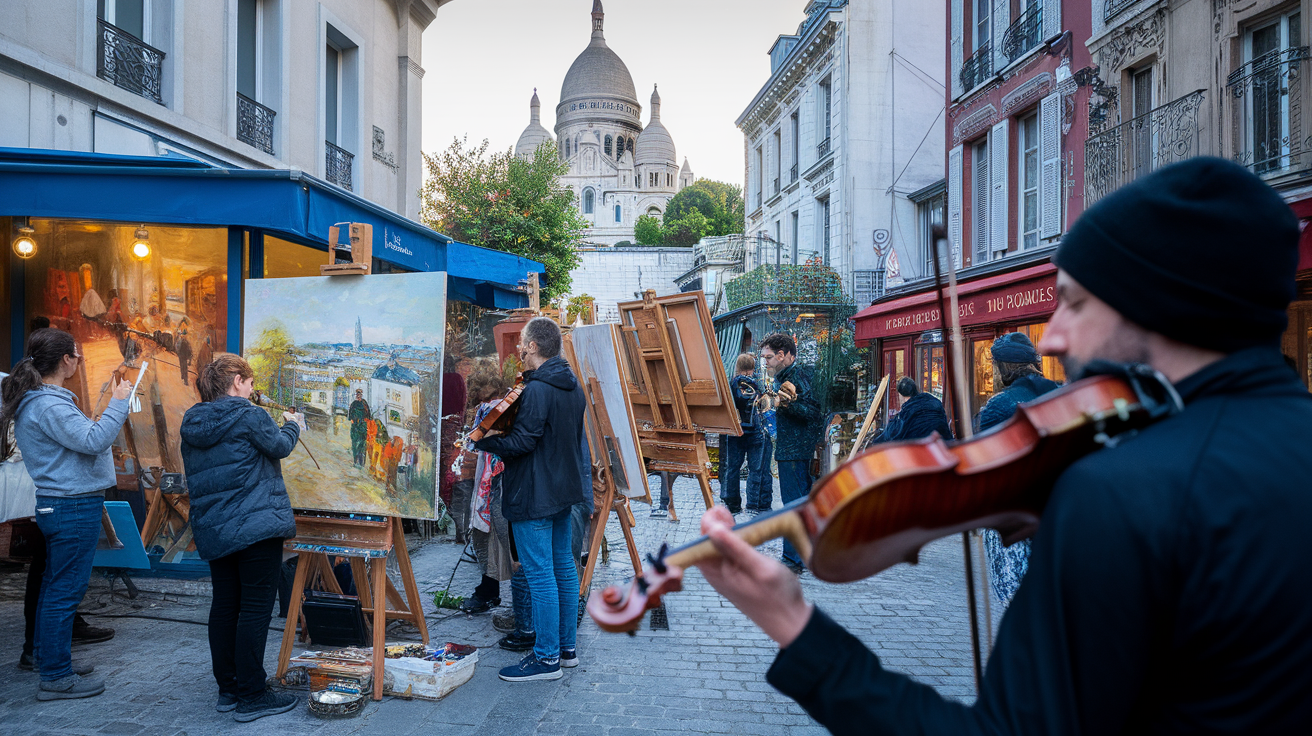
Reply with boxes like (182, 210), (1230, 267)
(1281, 199), (1312, 391)
(1, 147), (542, 563)
(853, 262), (1066, 430)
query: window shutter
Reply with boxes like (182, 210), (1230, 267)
(1042, 0), (1061, 43)
(993, 0), (1011, 72)
(951, 0), (963, 98)
(1039, 91), (1062, 239)
(989, 119), (1009, 253)
(973, 145), (989, 263)
(948, 145), (964, 270)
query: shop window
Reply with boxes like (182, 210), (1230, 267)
(971, 336), (995, 419)
(22, 219), (228, 477)
(915, 334), (946, 401)
(263, 235), (328, 278)
(882, 347), (907, 412)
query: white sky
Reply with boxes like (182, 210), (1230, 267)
(421, 0), (811, 186)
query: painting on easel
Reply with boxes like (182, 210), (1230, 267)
(566, 324), (648, 500)
(242, 272), (447, 519)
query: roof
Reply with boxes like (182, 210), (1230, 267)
(559, 0), (640, 121)
(372, 363), (423, 386)
(516, 89), (555, 157)
(635, 86), (676, 166)
(0, 147), (544, 311)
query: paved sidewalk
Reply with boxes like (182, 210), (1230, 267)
(0, 476), (984, 735)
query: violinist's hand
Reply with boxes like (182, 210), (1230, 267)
(693, 506), (813, 648)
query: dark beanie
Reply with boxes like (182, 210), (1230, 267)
(1053, 157), (1299, 353)
(991, 332), (1040, 364)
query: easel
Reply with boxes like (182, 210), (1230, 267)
(275, 514), (429, 701)
(562, 333), (644, 597)
(618, 291), (730, 515)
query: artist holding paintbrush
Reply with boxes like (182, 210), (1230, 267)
(180, 354), (301, 723)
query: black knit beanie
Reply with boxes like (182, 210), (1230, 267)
(1053, 157), (1299, 353)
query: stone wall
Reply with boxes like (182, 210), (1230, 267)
(567, 246), (695, 322)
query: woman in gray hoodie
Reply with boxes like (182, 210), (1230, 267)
(0, 328), (131, 701)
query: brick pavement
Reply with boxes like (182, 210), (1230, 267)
(0, 476), (984, 735)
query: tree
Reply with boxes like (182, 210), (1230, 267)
(634, 215), (664, 245)
(664, 179), (745, 239)
(421, 137), (586, 301)
(664, 208), (712, 246)
(246, 318), (297, 401)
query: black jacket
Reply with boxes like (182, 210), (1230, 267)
(766, 347), (1312, 734)
(773, 362), (824, 462)
(476, 356), (586, 523)
(977, 373), (1063, 432)
(179, 395), (300, 561)
(730, 374), (761, 430)
(869, 392), (953, 445)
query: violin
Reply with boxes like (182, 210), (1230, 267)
(588, 365), (1182, 632)
(457, 378), (525, 449)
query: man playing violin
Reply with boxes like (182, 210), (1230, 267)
(759, 333), (823, 574)
(695, 158), (1312, 734)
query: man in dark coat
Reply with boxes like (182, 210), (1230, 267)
(691, 158), (1312, 734)
(975, 331), (1063, 605)
(761, 333), (822, 573)
(865, 377), (952, 446)
(476, 317), (586, 683)
(348, 389), (370, 466)
(720, 353), (770, 514)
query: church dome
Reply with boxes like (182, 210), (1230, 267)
(635, 85), (676, 167)
(556, 1), (641, 129)
(515, 89), (555, 158)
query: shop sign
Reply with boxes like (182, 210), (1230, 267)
(856, 268), (1057, 341)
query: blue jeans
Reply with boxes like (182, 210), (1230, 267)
(34, 494), (104, 681)
(510, 566), (534, 637)
(649, 472), (673, 510)
(512, 512), (578, 663)
(747, 430), (774, 511)
(777, 461), (813, 568)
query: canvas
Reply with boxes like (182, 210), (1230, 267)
(565, 325), (648, 500)
(243, 272), (447, 519)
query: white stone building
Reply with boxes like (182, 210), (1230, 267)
(514, 0), (694, 245)
(736, 0), (946, 304)
(0, 0), (451, 220)
(567, 245), (695, 323)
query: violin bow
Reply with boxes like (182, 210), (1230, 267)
(929, 225), (986, 693)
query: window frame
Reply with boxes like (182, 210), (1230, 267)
(1018, 110), (1040, 251)
(1242, 10), (1302, 173)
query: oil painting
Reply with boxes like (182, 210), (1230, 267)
(243, 272), (447, 519)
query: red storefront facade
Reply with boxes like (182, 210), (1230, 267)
(1283, 199), (1312, 389)
(853, 261), (1065, 429)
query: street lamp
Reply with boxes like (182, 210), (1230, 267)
(131, 226), (151, 260)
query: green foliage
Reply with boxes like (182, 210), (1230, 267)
(246, 319), (298, 400)
(421, 137), (586, 301)
(663, 179), (745, 240)
(724, 258), (851, 311)
(664, 208), (712, 246)
(633, 215), (664, 245)
(565, 293), (595, 324)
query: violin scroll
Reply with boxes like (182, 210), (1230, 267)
(588, 556), (686, 633)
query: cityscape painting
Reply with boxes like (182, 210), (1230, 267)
(242, 272), (447, 519)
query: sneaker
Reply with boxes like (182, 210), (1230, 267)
(71, 617), (115, 645)
(36, 673), (105, 701)
(233, 690), (298, 722)
(497, 632), (536, 652)
(459, 594), (501, 615)
(560, 647), (578, 669)
(783, 560), (806, 575)
(492, 611), (516, 633)
(19, 654), (94, 676)
(216, 692), (239, 713)
(650, 508), (668, 519)
(498, 654), (562, 682)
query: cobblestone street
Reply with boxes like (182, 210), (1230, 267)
(0, 476), (983, 735)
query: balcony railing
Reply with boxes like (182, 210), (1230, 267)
(97, 20), (164, 104)
(790, 163), (799, 183)
(325, 141), (354, 191)
(1085, 90), (1205, 206)
(1104, 0), (1139, 23)
(1001, 4), (1043, 64)
(237, 94), (276, 156)
(817, 137), (832, 159)
(1228, 46), (1312, 176)
(960, 41), (994, 92)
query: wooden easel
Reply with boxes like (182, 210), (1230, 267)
(275, 514), (429, 701)
(618, 291), (731, 514)
(562, 334), (645, 596)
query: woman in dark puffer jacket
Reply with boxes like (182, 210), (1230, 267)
(180, 355), (301, 723)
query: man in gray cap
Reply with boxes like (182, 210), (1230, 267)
(689, 158), (1312, 734)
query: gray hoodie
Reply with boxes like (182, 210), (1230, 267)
(13, 384), (128, 497)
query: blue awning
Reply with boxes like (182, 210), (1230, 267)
(0, 147), (543, 308)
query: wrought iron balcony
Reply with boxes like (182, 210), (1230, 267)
(237, 94), (276, 156)
(1001, 3), (1043, 64)
(97, 20), (164, 104)
(960, 41), (994, 92)
(1104, 0), (1139, 23)
(817, 137), (832, 159)
(1085, 90), (1205, 206)
(1228, 47), (1312, 176)
(325, 141), (354, 191)
(790, 163), (799, 183)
